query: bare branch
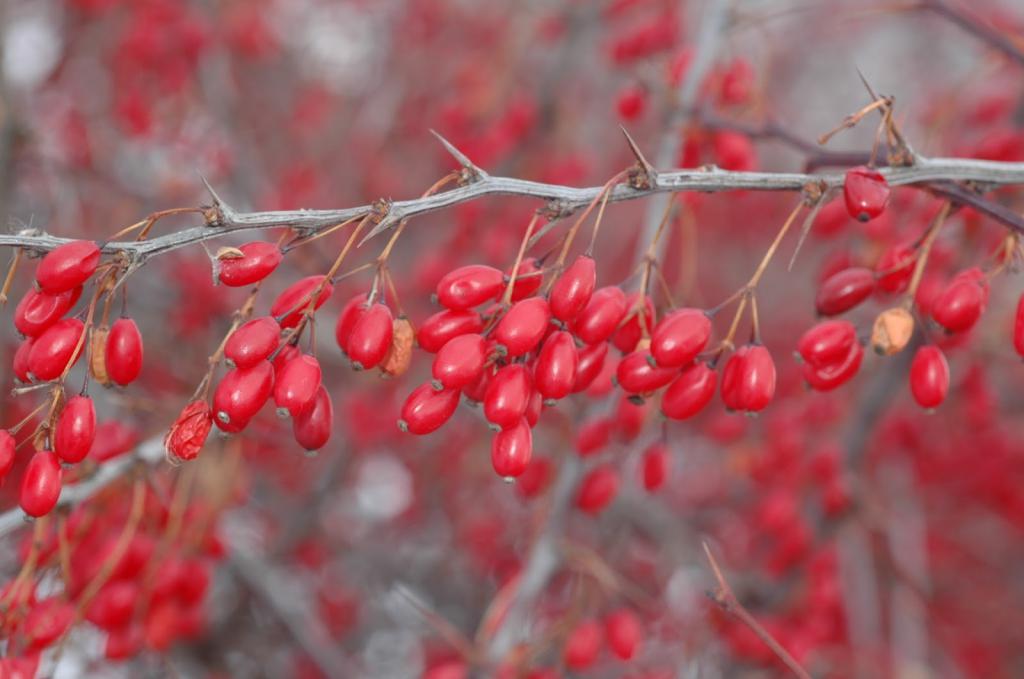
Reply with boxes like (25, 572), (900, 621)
(921, 0), (1024, 68)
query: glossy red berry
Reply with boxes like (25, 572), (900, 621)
(334, 293), (368, 353)
(616, 350), (676, 394)
(54, 395), (96, 463)
(574, 286), (628, 345)
(803, 342), (863, 391)
(508, 258), (543, 302)
(549, 255), (596, 323)
(435, 264), (504, 310)
(213, 362), (274, 431)
(274, 354), (322, 416)
(36, 240), (101, 293)
(347, 303), (393, 370)
(910, 345), (949, 409)
(797, 320), (858, 368)
(293, 385), (333, 450)
(576, 465), (619, 514)
(816, 267), (875, 316)
(534, 331), (578, 401)
(484, 364), (532, 430)
(564, 619), (603, 670)
(398, 382), (460, 435)
(931, 268), (988, 333)
(271, 275), (333, 329)
(0, 430), (15, 478)
(843, 165), (889, 222)
(493, 297), (551, 357)
(432, 333), (488, 390)
(875, 242), (915, 293)
(650, 308), (712, 367)
(1015, 293), (1024, 357)
(491, 419), (533, 479)
(19, 450), (62, 517)
(28, 318), (85, 381)
(105, 318), (144, 386)
(640, 442), (669, 491)
(225, 316), (281, 368)
(605, 608), (642, 660)
(217, 242), (283, 287)
(13, 337), (34, 383)
(14, 286), (81, 338)
(661, 362), (717, 420)
(721, 344), (776, 413)
(612, 294), (655, 353)
(416, 309), (484, 353)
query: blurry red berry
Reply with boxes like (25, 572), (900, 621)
(0, 430), (15, 479)
(640, 442), (669, 491)
(605, 608), (643, 660)
(576, 465), (619, 514)
(816, 267), (875, 316)
(1015, 293), (1024, 357)
(564, 619), (603, 670)
(616, 85), (646, 121)
(875, 242), (915, 294)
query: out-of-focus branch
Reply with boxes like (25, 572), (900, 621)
(920, 0), (1024, 67)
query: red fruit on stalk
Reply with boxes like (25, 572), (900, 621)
(721, 344), (776, 413)
(875, 242), (915, 293)
(797, 320), (858, 369)
(484, 364), (532, 430)
(491, 419), (532, 479)
(605, 608), (643, 660)
(293, 386), (333, 450)
(549, 255), (596, 322)
(575, 285), (628, 345)
(213, 362), (274, 431)
(105, 318), (144, 385)
(28, 318), (85, 381)
(843, 165), (889, 222)
(650, 308), (712, 367)
(398, 383), (460, 435)
(576, 465), (619, 514)
(14, 286), (81, 337)
(23, 598), (74, 650)
(225, 316), (281, 368)
(347, 303), (393, 370)
(616, 350), (676, 394)
(334, 293), (368, 353)
(534, 330), (578, 401)
(1015, 293), (1024, 357)
(13, 337), (34, 382)
(0, 430), (15, 478)
(217, 242), (283, 287)
(416, 309), (484, 353)
(524, 388), (543, 427)
(493, 297), (551, 357)
(931, 268), (989, 333)
(661, 362), (717, 420)
(435, 264), (504, 310)
(164, 400), (213, 462)
(54, 395), (96, 463)
(35, 240), (101, 293)
(816, 267), (875, 316)
(272, 344), (300, 373)
(803, 342), (863, 391)
(640, 442), (669, 491)
(19, 450), (62, 517)
(271, 275), (333, 329)
(910, 345), (949, 409)
(274, 354), (322, 416)
(612, 294), (655, 353)
(432, 333), (488, 390)
(508, 258), (543, 302)
(573, 342), (609, 393)
(563, 619), (603, 670)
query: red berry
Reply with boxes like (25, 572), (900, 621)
(616, 85), (646, 121)
(616, 350), (676, 394)
(213, 362), (274, 431)
(910, 345), (949, 409)
(334, 293), (369, 353)
(272, 343), (301, 373)
(347, 303), (393, 370)
(713, 131), (757, 171)
(875, 242), (915, 293)
(217, 241), (283, 287)
(398, 383), (460, 435)
(36, 240), (101, 293)
(1015, 293), (1024, 357)
(28, 318), (85, 381)
(432, 333), (488, 390)
(508, 258), (543, 302)
(803, 342), (863, 391)
(271, 275), (333, 329)
(640, 442), (669, 491)
(23, 598), (74, 650)
(274, 354), (322, 416)
(493, 297), (551, 357)
(19, 450), (62, 517)
(484, 364), (532, 430)
(797, 320), (858, 369)
(605, 608), (643, 660)
(86, 581), (138, 630)
(491, 419), (533, 479)
(564, 619), (603, 670)
(843, 165), (889, 221)
(0, 430), (15, 478)
(574, 286), (628, 345)
(14, 286), (81, 337)
(576, 465), (619, 514)
(661, 362), (717, 420)
(650, 308), (712, 367)
(931, 268), (988, 333)
(721, 344), (776, 413)
(815, 267), (875, 316)
(612, 294), (655, 353)
(164, 400), (213, 462)
(105, 318), (144, 385)
(54, 395), (95, 463)
(13, 337), (34, 383)
(435, 264), (504, 310)
(517, 457), (553, 499)
(573, 342), (609, 393)
(293, 385), (333, 450)
(575, 416), (613, 456)
(416, 309), (484, 353)
(225, 316), (281, 368)
(549, 255), (596, 323)
(534, 330), (579, 401)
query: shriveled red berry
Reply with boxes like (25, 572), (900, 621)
(816, 267), (875, 316)
(650, 308), (711, 367)
(661, 362), (717, 420)
(432, 333), (488, 390)
(293, 385), (333, 450)
(20, 450), (62, 517)
(484, 364), (532, 430)
(493, 297), (551, 357)
(843, 165), (889, 222)
(640, 442), (669, 491)
(575, 286), (628, 345)
(54, 395), (95, 463)
(721, 344), (776, 413)
(398, 383), (460, 435)
(225, 316), (281, 368)
(28, 318), (85, 381)
(213, 362), (274, 431)
(334, 293), (368, 353)
(347, 303), (393, 370)
(416, 309), (484, 353)
(14, 286), (81, 337)
(0, 430), (15, 478)
(491, 419), (533, 479)
(605, 608), (642, 660)
(573, 342), (609, 393)
(534, 331), (579, 401)
(910, 345), (949, 409)
(217, 242), (283, 287)
(36, 240), (101, 293)
(931, 268), (988, 333)
(271, 275), (333, 329)
(164, 400), (213, 462)
(274, 354), (322, 416)
(616, 350), (676, 394)
(436, 264), (504, 310)
(576, 465), (619, 514)
(875, 242), (916, 293)
(105, 318), (144, 386)
(564, 619), (603, 670)
(550, 255), (596, 323)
